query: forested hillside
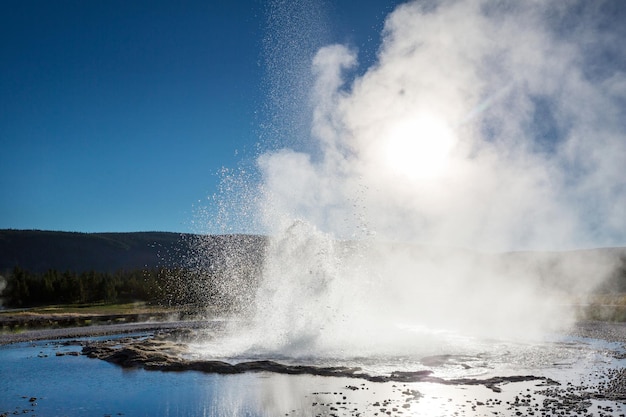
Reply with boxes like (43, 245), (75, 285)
(0, 230), (190, 273)
(1, 229), (625, 311)
(0, 230), (266, 274)
(0, 230), (267, 309)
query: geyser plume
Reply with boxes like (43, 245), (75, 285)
(198, 0), (626, 358)
(261, 0), (625, 249)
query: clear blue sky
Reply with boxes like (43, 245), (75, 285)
(0, 0), (399, 233)
(2, 0), (625, 248)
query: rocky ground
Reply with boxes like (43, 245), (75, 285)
(75, 322), (626, 416)
(0, 318), (212, 345)
(3, 321), (626, 416)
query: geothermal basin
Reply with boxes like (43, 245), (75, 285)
(3, 0), (626, 414)
(3, 320), (626, 417)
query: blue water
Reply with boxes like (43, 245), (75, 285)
(2, 332), (626, 416)
(3, 341), (187, 415)
(0, 337), (354, 417)
(2, 338), (256, 416)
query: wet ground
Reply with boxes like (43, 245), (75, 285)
(2, 321), (626, 416)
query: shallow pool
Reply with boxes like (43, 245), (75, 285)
(2, 330), (626, 417)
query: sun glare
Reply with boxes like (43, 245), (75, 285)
(382, 115), (456, 180)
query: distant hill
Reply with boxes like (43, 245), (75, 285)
(0, 229), (266, 274)
(1, 229), (624, 293)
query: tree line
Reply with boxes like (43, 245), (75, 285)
(0, 266), (233, 309)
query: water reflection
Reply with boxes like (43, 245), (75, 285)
(2, 333), (626, 416)
(0, 338), (377, 417)
(0, 339), (501, 416)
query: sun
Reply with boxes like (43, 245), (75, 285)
(381, 114), (456, 180)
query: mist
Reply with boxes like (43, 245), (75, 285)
(198, 0), (626, 357)
(260, 0), (625, 251)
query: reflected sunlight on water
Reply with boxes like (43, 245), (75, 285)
(2, 331), (626, 417)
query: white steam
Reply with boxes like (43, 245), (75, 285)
(260, 0), (625, 251)
(199, 0), (626, 358)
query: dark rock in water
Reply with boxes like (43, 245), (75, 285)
(55, 351), (80, 357)
(390, 370), (433, 381)
(80, 332), (554, 391)
(57, 324), (626, 417)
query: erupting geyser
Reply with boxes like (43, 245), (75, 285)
(192, 0), (626, 363)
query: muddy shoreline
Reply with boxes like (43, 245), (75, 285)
(3, 318), (626, 344)
(0, 319), (218, 345)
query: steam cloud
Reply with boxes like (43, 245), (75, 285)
(260, 0), (625, 251)
(198, 1), (626, 358)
